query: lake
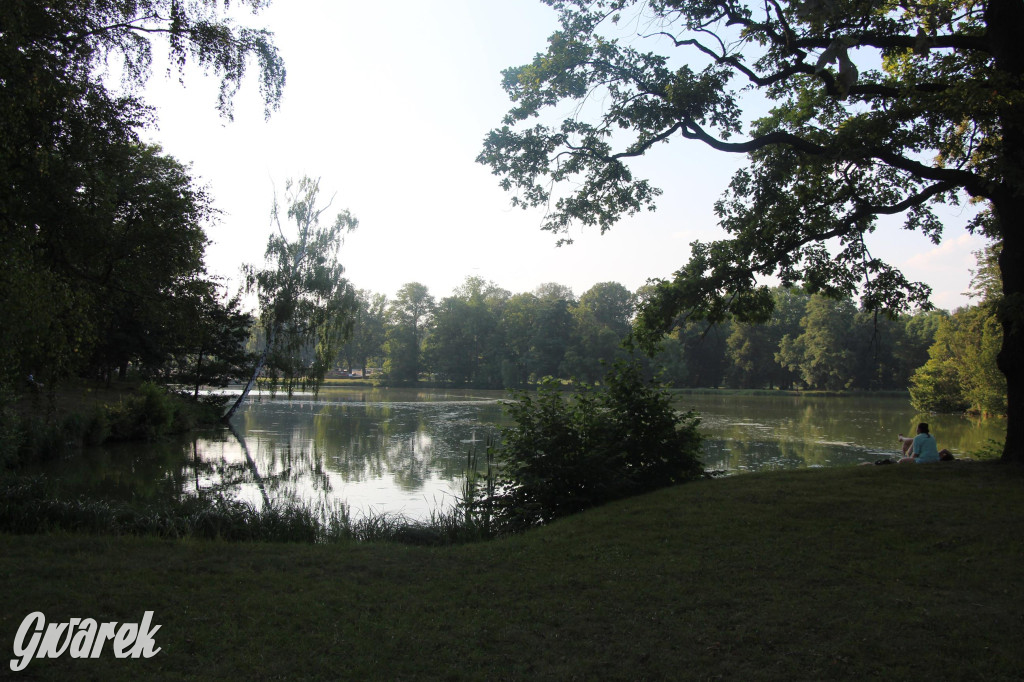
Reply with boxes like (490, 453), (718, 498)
(31, 387), (1006, 521)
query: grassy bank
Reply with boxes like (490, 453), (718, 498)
(1, 463), (1022, 680)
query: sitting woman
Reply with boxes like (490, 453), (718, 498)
(898, 423), (953, 463)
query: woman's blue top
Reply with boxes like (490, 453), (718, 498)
(912, 433), (940, 463)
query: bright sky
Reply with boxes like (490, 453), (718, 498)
(138, 0), (987, 311)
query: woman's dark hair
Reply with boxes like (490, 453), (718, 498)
(917, 422), (930, 435)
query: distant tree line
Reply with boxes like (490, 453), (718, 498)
(334, 276), (957, 395)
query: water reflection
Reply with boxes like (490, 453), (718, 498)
(680, 393), (1006, 471)
(28, 389), (1006, 521)
(218, 389), (509, 518)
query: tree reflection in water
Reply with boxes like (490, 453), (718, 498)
(24, 389), (1006, 521)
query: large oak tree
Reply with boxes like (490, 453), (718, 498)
(479, 0), (1024, 461)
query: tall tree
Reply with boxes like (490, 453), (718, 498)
(2, 1), (285, 121)
(566, 282), (635, 382)
(224, 177), (358, 420)
(910, 306), (1005, 414)
(171, 282), (254, 397)
(894, 309), (948, 383)
(777, 296), (858, 390)
(659, 318), (733, 388)
(501, 292), (541, 386)
(340, 290), (388, 377)
(384, 283), (435, 384)
(1, 1), (284, 391)
(425, 277), (509, 386)
(532, 284), (577, 379)
(726, 286), (808, 388)
(80, 144), (214, 380)
(480, 0), (1024, 461)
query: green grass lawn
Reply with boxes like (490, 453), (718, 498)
(2, 462), (1022, 680)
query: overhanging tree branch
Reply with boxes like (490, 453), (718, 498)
(677, 118), (989, 196)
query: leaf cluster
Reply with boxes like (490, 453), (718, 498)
(9, 0), (285, 119)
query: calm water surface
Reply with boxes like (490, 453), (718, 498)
(682, 393), (1005, 471)
(34, 388), (1006, 521)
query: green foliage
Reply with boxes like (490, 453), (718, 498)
(0, 383), (228, 467)
(641, 284), (939, 391)
(83, 409), (111, 447)
(972, 439), (1007, 461)
(564, 282), (634, 382)
(727, 287), (808, 388)
(1, 0), (283, 391)
(98, 382), (223, 441)
(480, 0), (1014, 321)
(105, 382), (176, 441)
(777, 296), (857, 390)
(170, 286), (255, 395)
(79, 143), (217, 379)
(910, 305), (1006, 415)
(486, 361), (702, 532)
(424, 278), (510, 386)
(358, 279), (944, 392)
(379, 278), (636, 388)
(383, 282), (436, 384)
(1, 1), (285, 121)
(479, 0), (1024, 459)
(910, 245), (1007, 415)
(340, 290), (388, 376)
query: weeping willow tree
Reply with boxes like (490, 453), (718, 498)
(223, 176), (357, 421)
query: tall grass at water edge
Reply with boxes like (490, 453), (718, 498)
(0, 469), (492, 546)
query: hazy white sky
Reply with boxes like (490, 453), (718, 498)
(138, 0), (987, 311)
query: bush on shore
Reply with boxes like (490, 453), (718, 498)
(476, 361), (703, 534)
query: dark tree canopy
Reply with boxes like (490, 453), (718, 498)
(479, 0), (1024, 461)
(1, 1), (283, 391)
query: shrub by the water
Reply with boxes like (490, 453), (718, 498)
(482, 361), (703, 533)
(0, 381), (226, 467)
(104, 381), (178, 441)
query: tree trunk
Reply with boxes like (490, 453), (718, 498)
(194, 349), (204, 399)
(996, 207), (1024, 463)
(989, 0), (1024, 463)
(222, 326), (275, 422)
